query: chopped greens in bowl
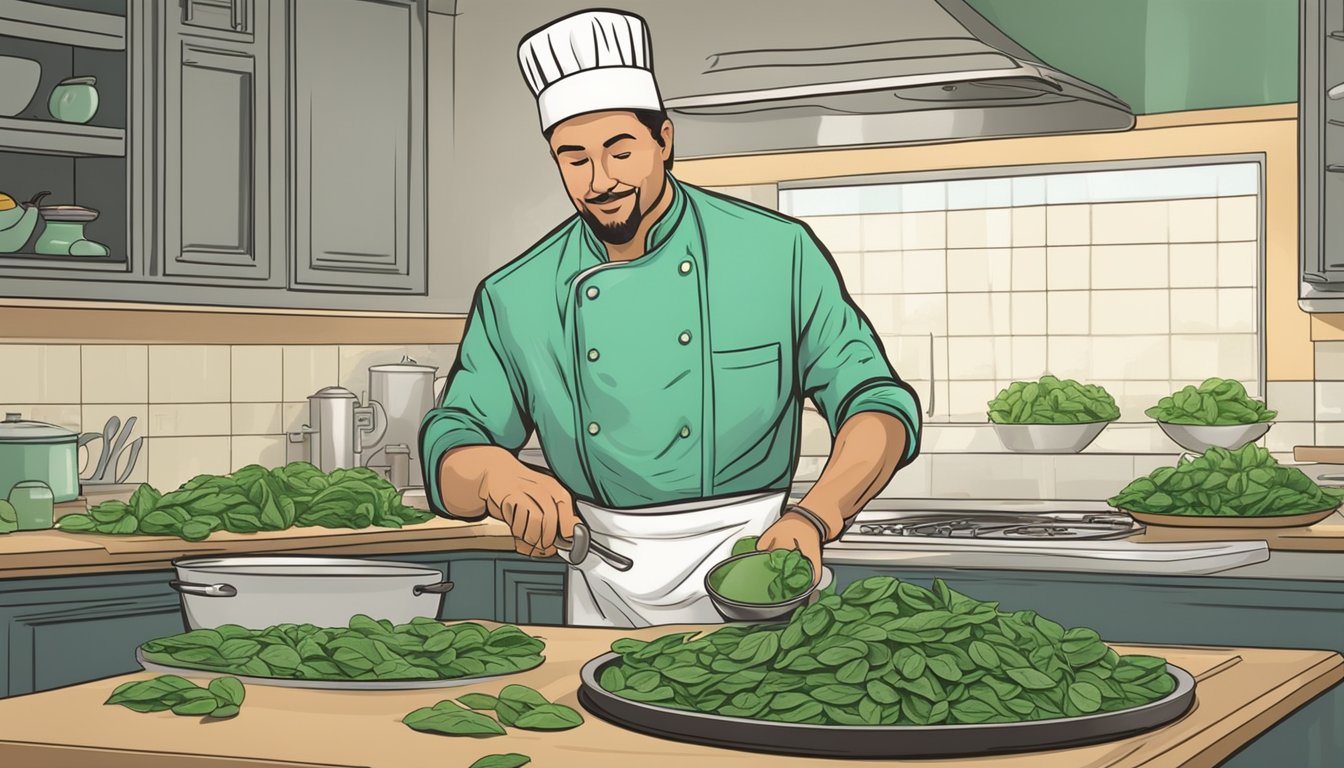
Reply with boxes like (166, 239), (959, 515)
(1145, 378), (1276, 426)
(987, 376), (1120, 425)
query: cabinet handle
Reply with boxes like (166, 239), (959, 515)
(183, 0), (194, 22)
(230, 0), (243, 31)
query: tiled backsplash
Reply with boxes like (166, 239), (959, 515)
(0, 344), (457, 492)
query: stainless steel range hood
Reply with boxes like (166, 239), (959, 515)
(659, 0), (1135, 158)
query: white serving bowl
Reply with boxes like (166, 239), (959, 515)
(1157, 422), (1272, 454)
(991, 421), (1110, 453)
(0, 56), (41, 116)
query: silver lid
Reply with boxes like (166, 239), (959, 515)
(0, 413), (78, 444)
(370, 355), (437, 374)
(308, 386), (359, 400)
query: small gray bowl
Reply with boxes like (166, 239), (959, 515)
(705, 552), (833, 623)
(991, 421), (1111, 453)
(1157, 421), (1272, 453)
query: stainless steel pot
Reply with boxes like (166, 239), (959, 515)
(365, 357), (449, 486)
(169, 556), (454, 630)
(0, 412), (80, 503)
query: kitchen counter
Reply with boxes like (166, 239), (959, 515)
(0, 623), (1337, 768)
(0, 488), (515, 579)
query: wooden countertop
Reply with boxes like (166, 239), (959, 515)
(0, 488), (515, 579)
(0, 624), (1337, 768)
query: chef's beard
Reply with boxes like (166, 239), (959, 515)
(580, 189), (643, 245)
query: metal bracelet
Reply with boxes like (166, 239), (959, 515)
(784, 503), (833, 542)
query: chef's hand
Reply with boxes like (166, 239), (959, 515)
(481, 461), (578, 559)
(757, 513), (824, 586)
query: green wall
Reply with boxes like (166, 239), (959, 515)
(964, 0), (1298, 114)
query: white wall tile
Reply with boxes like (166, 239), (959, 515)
(902, 249), (947, 293)
(283, 402), (308, 431)
(1264, 422), (1315, 455)
(1218, 242), (1258, 287)
(82, 346), (148, 404)
(947, 178), (1012, 210)
(1047, 291), (1089, 334)
(1218, 196), (1258, 241)
(1012, 178), (1047, 207)
(1170, 289), (1219, 333)
(148, 403), (232, 437)
(1088, 423), (1183, 453)
(1012, 206), (1046, 246)
(1011, 292), (1047, 335)
(1092, 290), (1170, 335)
(1167, 198), (1218, 243)
(832, 252), (863, 291)
(1092, 200), (1169, 244)
(861, 213), (903, 251)
(1216, 335), (1259, 381)
(1011, 336), (1048, 379)
(1046, 204), (1090, 245)
(1266, 381), (1313, 421)
(948, 208), (1012, 248)
(149, 346), (230, 404)
(947, 293), (1007, 336)
(1113, 380), (1181, 421)
(282, 346), (340, 402)
(1046, 246), (1090, 290)
(1315, 382), (1344, 421)
(919, 424), (1005, 453)
(1315, 341), (1344, 380)
(1046, 337), (1093, 379)
(1090, 244), (1169, 289)
(232, 403), (284, 435)
(147, 436), (231, 491)
(231, 346), (282, 403)
(862, 250), (902, 292)
(855, 294), (947, 336)
(801, 215), (863, 252)
(1054, 455), (1138, 498)
(1011, 247), (1046, 290)
(0, 345), (81, 404)
(232, 435), (287, 471)
(946, 249), (1011, 292)
(875, 455), (933, 497)
(1090, 336), (1170, 380)
(1317, 422), (1344, 446)
(931, 454), (1053, 498)
(1171, 335), (1246, 380)
(1169, 243), (1219, 288)
(902, 211), (946, 250)
(1046, 173), (1092, 205)
(1217, 288), (1258, 333)
(948, 380), (1001, 418)
(880, 335), (933, 381)
(947, 337), (998, 379)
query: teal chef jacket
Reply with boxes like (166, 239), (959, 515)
(420, 174), (922, 512)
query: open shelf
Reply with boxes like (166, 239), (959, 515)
(0, 0), (125, 50)
(0, 252), (128, 272)
(0, 116), (124, 157)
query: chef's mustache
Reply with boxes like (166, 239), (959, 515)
(585, 187), (636, 205)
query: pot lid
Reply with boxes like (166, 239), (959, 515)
(57, 76), (97, 86)
(0, 412), (77, 443)
(309, 386), (359, 400)
(39, 204), (99, 222)
(370, 355), (437, 374)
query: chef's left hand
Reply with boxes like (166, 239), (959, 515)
(757, 513), (824, 586)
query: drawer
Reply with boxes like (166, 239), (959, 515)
(181, 0), (254, 35)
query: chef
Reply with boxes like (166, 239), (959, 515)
(421, 9), (921, 628)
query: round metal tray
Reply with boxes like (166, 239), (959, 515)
(1123, 505), (1339, 529)
(578, 652), (1196, 759)
(135, 647), (518, 691)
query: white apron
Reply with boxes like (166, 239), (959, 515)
(564, 490), (788, 628)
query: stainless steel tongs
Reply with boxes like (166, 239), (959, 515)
(555, 522), (633, 571)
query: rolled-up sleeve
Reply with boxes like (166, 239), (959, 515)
(419, 284), (532, 515)
(794, 224), (922, 466)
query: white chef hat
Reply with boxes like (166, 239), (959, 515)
(517, 9), (663, 133)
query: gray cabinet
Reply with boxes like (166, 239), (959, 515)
(1301, 0), (1344, 309)
(158, 0), (280, 284)
(290, 0), (427, 294)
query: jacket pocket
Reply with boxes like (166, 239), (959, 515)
(711, 343), (783, 460)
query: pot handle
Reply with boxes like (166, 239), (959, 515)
(413, 580), (454, 596)
(169, 580), (238, 598)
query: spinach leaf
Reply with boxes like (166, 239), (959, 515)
(469, 755), (531, 768)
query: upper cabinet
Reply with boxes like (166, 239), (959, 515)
(1301, 0), (1344, 310)
(291, 0), (426, 295)
(0, 0), (433, 312)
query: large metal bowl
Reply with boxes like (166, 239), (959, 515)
(1157, 422), (1272, 454)
(705, 553), (833, 622)
(991, 421), (1110, 453)
(0, 56), (40, 116)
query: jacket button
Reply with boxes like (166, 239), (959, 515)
(588, 422), (600, 435)
(586, 286), (599, 299)
(679, 425), (691, 438)
(678, 331), (692, 345)
(679, 260), (692, 275)
(587, 348), (600, 362)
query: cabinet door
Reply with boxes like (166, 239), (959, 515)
(497, 561), (567, 626)
(291, 0), (427, 294)
(160, 2), (277, 283)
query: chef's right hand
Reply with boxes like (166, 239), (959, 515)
(481, 461), (578, 559)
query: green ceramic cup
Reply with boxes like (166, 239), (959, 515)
(48, 76), (98, 124)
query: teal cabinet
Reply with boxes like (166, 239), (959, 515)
(496, 559), (567, 626)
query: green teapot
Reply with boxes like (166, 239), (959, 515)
(0, 191), (42, 253)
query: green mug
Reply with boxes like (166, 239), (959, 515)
(48, 76), (98, 124)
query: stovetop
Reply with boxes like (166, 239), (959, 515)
(851, 511), (1143, 541)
